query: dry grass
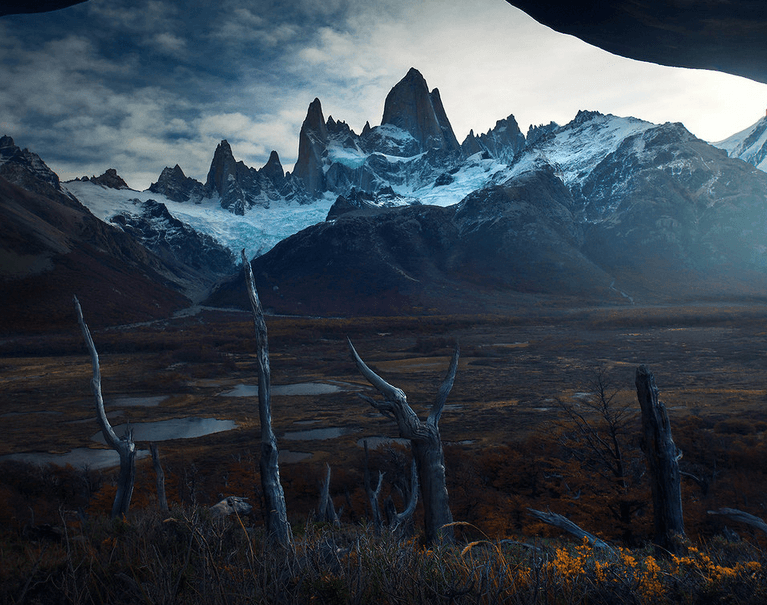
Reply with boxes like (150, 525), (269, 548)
(2, 509), (767, 604)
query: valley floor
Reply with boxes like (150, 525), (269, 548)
(2, 304), (767, 547)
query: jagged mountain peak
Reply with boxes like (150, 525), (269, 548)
(462, 114), (525, 163)
(0, 134), (64, 193)
(381, 67), (459, 153)
(205, 139), (238, 194)
(149, 163), (205, 203)
(304, 98), (328, 141)
(294, 97), (329, 195)
(262, 150), (284, 182)
(89, 168), (130, 190)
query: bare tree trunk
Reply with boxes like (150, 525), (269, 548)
(242, 251), (292, 548)
(363, 441), (384, 535)
(150, 443), (169, 513)
(316, 464), (341, 526)
(388, 458), (419, 535)
(708, 508), (767, 535)
(635, 365), (685, 552)
(349, 339), (458, 544)
(527, 508), (613, 550)
(74, 296), (136, 520)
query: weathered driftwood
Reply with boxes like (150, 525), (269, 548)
(150, 443), (169, 513)
(527, 508), (613, 550)
(708, 508), (767, 535)
(316, 464), (341, 526)
(209, 496), (253, 519)
(635, 365), (685, 552)
(74, 296), (136, 519)
(242, 250), (292, 547)
(349, 339), (458, 544)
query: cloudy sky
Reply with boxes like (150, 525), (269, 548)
(2, 0), (767, 190)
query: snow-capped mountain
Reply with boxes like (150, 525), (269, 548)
(70, 68), (517, 260)
(6, 65), (767, 326)
(0, 137), (191, 332)
(714, 115), (767, 173)
(210, 108), (767, 314)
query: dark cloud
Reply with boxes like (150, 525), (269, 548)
(2, 0), (765, 189)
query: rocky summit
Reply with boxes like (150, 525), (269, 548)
(381, 67), (460, 153)
(208, 108), (767, 315)
(144, 67), (527, 216)
(149, 164), (205, 203)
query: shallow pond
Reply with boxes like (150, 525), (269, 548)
(281, 426), (358, 441)
(92, 417), (237, 444)
(0, 448), (150, 470)
(220, 381), (361, 397)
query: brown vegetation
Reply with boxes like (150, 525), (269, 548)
(2, 304), (767, 601)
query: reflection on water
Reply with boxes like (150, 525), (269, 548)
(92, 417), (237, 444)
(220, 382), (361, 397)
(282, 427), (357, 441)
(0, 448), (150, 470)
(357, 436), (409, 449)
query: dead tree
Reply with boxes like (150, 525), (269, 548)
(383, 458), (419, 535)
(150, 443), (169, 513)
(635, 365), (685, 552)
(708, 508), (767, 536)
(363, 440), (384, 534)
(556, 368), (643, 544)
(528, 508), (613, 550)
(349, 339), (458, 544)
(74, 296), (135, 519)
(242, 250), (292, 548)
(316, 464), (341, 526)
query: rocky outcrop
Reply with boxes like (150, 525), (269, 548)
(505, 0), (767, 85)
(261, 150), (284, 184)
(0, 135), (65, 195)
(461, 115), (526, 162)
(204, 140), (285, 214)
(149, 164), (205, 202)
(380, 68), (460, 153)
(526, 122), (559, 147)
(428, 88), (460, 152)
(89, 168), (130, 190)
(325, 188), (380, 220)
(293, 98), (328, 196)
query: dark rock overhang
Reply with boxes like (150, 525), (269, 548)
(505, 0), (767, 84)
(0, 0), (88, 16)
